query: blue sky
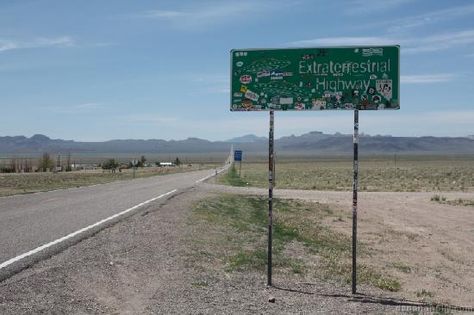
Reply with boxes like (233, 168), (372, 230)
(1, 0), (473, 141)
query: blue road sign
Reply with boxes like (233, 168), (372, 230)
(234, 150), (243, 161)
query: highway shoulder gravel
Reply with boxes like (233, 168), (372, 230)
(0, 185), (403, 314)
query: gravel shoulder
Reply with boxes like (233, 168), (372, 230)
(1, 183), (473, 314)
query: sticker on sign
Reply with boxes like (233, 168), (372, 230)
(240, 75), (252, 84)
(230, 46), (400, 111)
(244, 90), (259, 102)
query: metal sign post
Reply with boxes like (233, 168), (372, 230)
(352, 109), (359, 294)
(267, 110), (274, 287)
(234, 150), (243, 176)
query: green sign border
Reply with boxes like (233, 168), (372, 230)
(230, 46), (400, 111)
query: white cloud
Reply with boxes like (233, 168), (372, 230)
(345, 0), (415, 15)
(74, 103), (103, 110)
(289, 37), (399, 47)
(0, 41), (17, 52)
(188, 74), (228, 84)
(401, 74), (455, 84)
(141, 2), (259, 20)
(0, 36), (74, 53)
(289, 29), (474, 54)
(387, 3), (474, 33)
(215, 87), (230, 94)
(143, 10), (185, 18)
(133, 1), (283, 29)
(186, 73), (230, 94)
(403, 29), (474, 54)
(47, 102), (103, 114)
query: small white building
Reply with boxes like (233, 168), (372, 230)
(159, 162), (175, 167)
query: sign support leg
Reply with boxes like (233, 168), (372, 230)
(352, 109), (359, 294)
(267, 110), (274, 287)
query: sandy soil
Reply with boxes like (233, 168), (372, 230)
(203, 182), (474, 307)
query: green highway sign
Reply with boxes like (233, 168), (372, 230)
(230, 46), (399, 111)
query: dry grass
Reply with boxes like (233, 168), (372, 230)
(431, 195), (474, 206)
(0, 165), (214, 197)
(219, 157), (474, 192)
(189, 194), (401, 292)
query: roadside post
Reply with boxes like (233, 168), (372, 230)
(132, 159), (138, 179)
(268, 110), (274, 286)
(352, 109), (359, 294)
(230, 46), (400, 292)
(234, 150), (243, 175)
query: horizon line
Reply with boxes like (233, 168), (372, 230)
(1, 131), (473, 143)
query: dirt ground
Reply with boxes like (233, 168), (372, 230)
(204, 182), (474, 308)
(0, 183), (473, 314)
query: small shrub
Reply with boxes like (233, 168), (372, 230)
(431, 195), (446, 202)
(416, 289), (434, 298)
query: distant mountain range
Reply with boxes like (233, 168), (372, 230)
(227, 134), (267, 143)
(1, 132), (473, 155)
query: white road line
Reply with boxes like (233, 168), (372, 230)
(0, 189), (177, 270)
(195, 166), (230, 183)
(196, 175), (213, 183)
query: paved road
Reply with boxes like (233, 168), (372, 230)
(0, 166), (227, 275)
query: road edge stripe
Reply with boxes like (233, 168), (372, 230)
(0, 189), (177, 270)
(195, 166), (229, 183)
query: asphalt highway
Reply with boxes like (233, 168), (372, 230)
(0, 166), (227, 277)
